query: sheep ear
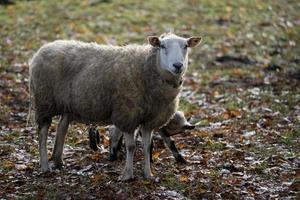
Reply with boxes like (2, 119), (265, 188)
(187, 37), (202, 48)
(148, 36), (160, 47)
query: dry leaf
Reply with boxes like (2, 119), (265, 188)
(152, 151), (160, 160)
(179, 175), (188, 182)
(1, 161), (15, 170)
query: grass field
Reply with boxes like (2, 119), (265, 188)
(0, 0), (299, 199)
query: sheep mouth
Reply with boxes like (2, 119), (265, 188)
(171, 68), (183, 75)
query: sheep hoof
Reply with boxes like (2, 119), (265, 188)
(41, 165), (51, 173)
(120, 169), (134, 181)
(109, 153), (118, 161)
(119, 176), (135, 182)
(54, 162), (64, 169)
(41, 167), (51, 173)
(50, 159), (64, 170)
(40, 159), (51, 172)
(109, 148), (119, 161)
(143, 172), (154, 179)
(120, 174), (135, 181)
(175, 155), (187, 164)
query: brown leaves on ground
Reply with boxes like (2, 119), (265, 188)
(1, 0), (300, 199)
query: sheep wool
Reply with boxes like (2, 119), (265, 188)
(29, 40), (180, 133)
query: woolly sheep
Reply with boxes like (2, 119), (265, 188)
(107, 111), (195, 163)
(29, 33), (201, 180)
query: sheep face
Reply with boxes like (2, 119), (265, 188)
(164, 111), (195, 136)
(148, 33), (201, 76)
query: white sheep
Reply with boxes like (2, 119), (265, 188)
(29, 33), (201, 180)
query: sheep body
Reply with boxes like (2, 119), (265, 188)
(30, 40), (180, 133)
(30, 33), (201, 179)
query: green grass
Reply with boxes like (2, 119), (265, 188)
(280, 130), (300, 146)
(161, 172), (188, 194)
(2, 131), (20, 143)
(205, 140), (226, 151)
(0, 0), (299, 199)
(1, 0), (298, 70)
(179, 97), (199, 113)
(65, 127), (88, 147)
(224, 100), (242, 111)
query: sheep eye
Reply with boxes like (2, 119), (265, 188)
(184, 44), (188, 49)
(160, 44), (166, 49)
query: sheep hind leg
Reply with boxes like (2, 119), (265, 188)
(51, 114), (70, 169)
(159, 130), (186, 164)
(141, 128), (153, 179)
(89, 125), (99, 151)
(120, 132), (135, 181)
(38, 119), (52, 172)
(109, 126), (123, 161)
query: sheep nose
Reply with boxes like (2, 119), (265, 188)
(173, 62), (183, 70)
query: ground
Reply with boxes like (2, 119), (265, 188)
(0, 0), (299, 199)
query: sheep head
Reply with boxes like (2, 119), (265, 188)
(163, 111), (195, 136)
(148, 33), (201, 77)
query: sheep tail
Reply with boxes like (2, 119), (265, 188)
(26, 74), (32, 128)
(25, 79), (32, 128)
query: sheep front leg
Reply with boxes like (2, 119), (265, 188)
(141, 128), (153, 179)
(159, 130), (186, 163)
(52, 115), (70, 169)
(121, 132), (135, 181)
(38, 120), (51, 172)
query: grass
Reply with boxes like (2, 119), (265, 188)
(224, 100), (243, 111)
(2, 131), (19, 143)
(0, 0), (299, 199)
(206, 140), (226, 151)
(161, 172), (189, 194)
(179, 97), (199, 114)
(280, 130), (300, 146)
(0, 0), (297, 70)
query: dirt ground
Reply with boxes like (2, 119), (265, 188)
(0, 0), (299, 199)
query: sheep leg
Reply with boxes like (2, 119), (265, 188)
(109, 126), (124, 161)
(159, 130), (186, 164)
(121, 132), (135, 181)
(141, 128), (153, 178)
(89, 126), (99, 151)
(38, 119), (51, 172)
(89, 128), (98, 151)
(52, 114), (70, 168)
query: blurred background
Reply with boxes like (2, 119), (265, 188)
(0, 0), (299, 199)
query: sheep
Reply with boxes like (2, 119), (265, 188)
(88, 125), (100, 151)
(88, 111), (195, 163)
(29, 33), (201, 180)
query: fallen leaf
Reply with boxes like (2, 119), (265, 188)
(15, 164), (27, 170)
(1, 161), (15, 170)
(152, 151), (160, 160)
(179, 175), (188, 182)
(89, 152), (101, 161)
